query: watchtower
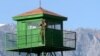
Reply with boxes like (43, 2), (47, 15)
(6, 8), (76, 56)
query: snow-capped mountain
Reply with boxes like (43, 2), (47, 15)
(0, 24), (16, 33)
(0, 24), (5, 27)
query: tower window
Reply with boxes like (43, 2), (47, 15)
(27, 20), (41, 29)
(55, 24), (61, 30)
(47, 22), (61, 30)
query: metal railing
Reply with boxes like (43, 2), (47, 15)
(63, 31), (76, 49)
(6, 33), (17, 49)
(5, 31), (76, 50)
(5, 32), (43, 50)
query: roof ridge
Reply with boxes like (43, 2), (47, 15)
(16, 8), (64, 17)
(37, 8), (64, 17)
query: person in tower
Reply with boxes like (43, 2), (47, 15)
(40, 19), (47, 44)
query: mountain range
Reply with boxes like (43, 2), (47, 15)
(64, 28), (100, 56)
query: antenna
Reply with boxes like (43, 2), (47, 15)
(39, 0), (42, 8)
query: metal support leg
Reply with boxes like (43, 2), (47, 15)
(30, 53), (31, 56)
(50, 52), (54, 56)
(61, 51), (63, 56)
(26, 53), (28, 56)
(43, 52), (46, 56)
(26, 53), (31, 56)
(37, 53), (41, 56)
(53, 52), (56, 56)
(19, 52), (21, 55)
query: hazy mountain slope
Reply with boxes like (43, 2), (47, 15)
(64, 28), (100, 56)
(0, 24), (22, 56)
(75, 28), (100, 56)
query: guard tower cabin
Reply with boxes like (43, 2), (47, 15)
(7, 8), (75, 54)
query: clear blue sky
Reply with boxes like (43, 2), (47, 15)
(0, 0), (100, 29)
